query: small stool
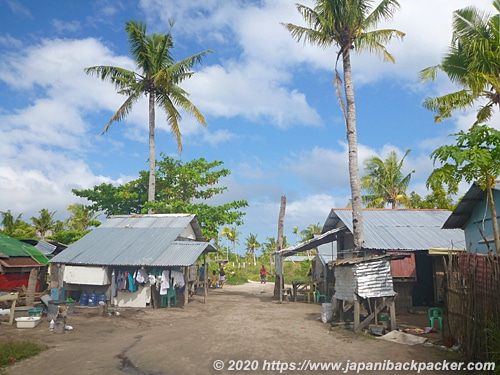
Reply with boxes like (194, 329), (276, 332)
(428, 307), (444, 331)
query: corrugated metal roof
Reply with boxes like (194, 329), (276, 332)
(284, 256), (313, 262)
(442, 182), (500, 230)
(323, 209), (465, 251)
(50, 214), (214, 267)
(35, 240), (57, 255)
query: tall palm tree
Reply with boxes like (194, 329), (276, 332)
(31, 208), (56, 240)
(420, 0), (500, 125)
(1, 210), (22, 236)
(85, 20), (212, 212)
(300, 223), (323, 256)
(283, 0), (404, 251)
(244, 233), (260, 266)
(220, 226), (231, 260)
(361, 149), (414, 208)
(229, 227), (240, 259)
(292, 226), (299, 244)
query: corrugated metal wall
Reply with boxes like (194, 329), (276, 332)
(388, 251), (417, 278)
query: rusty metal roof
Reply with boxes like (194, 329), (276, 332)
(322, 208), (465, 251)
(50, 214), (215, 267)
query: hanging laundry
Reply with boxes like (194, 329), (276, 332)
(170, 270), (185, 288)
(160, 270), (170, 295)
(136, 268), (148, 284)
(128, 272), (137, 292)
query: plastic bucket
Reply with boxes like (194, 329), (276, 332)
(47, 300), (66, 320)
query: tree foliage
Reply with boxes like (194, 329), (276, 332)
(420, 0), (500, 125)
(361, 149), (414, 208)
(30, 209), (56, 241)
(283, 0), (404, 251)
(0, 210), (37, 239)
(85, 20), (211, 207)
(427, 125), (500, 252)
(73, 155), (248, 241)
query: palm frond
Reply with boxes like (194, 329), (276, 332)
(101, 91), (141, 134)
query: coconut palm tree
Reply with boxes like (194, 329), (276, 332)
(361, 149), (414, 208)
(220, 226), (231, 260)
(300, 223), (323, 242)
(283, 0), (404, 251)
(244, 233), (260, 266)
(420, 0), (500, 125)
(1, 210), (22, 236)
(66, 203), (101, 231)
(229, 227), (241, 259)
(31, 208), (56, 240)
(85, 20), (212, 212)
(292, 226), (300, 244)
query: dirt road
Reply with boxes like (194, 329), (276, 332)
(1, 281), (461, 375)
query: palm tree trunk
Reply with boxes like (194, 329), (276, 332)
(486, 178), (500, 253)
(148, 91), (156, 213)
(342, 49), (364, 252)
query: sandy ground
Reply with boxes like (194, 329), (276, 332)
(0, 282), (464, 375)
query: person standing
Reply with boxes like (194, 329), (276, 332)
(260, 265), (267, 284)
(211, 270), (218, 288)
(219, 266), (225, 289)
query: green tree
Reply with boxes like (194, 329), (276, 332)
(0, 211), (36, 239)
(361, 149), (414, 208)
(420, 1), (500, 125)
(283, 0), (404, 251)
(229, 227), (241, 259)
(292, 226), (299, 244)
(66, 203), (101, 231)
(261, 236), (290, 256)
(427, 125), (500, 252)
(244, 233), (260, 266)
(30, 208), (56, 240)
(407, 185), (455, 210)
(220, 226), (231, 260)
(85, 20), (212, 211)
(300, 223), (322, 242)
(73, 156), (248, 241)
(1, 210), (22, 236)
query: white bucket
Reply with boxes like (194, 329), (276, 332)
(321, 302), (333, 323)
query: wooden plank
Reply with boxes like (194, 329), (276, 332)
(26, 268), (38, 307)
(354, 298), (360, 332)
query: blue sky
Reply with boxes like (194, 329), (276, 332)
(0, 0), (497, 252)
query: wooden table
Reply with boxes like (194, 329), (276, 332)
(0, 292), (19, 325)
(292, 281), (317, 303)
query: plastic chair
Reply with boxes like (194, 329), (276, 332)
(428, 307), (444, 331)
(315, 289), (327, 303)
(161, 281), (177, 308)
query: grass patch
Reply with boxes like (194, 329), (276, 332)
(0, 340), (47, 373)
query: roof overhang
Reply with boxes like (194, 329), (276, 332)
(0, 257), (45, 268)
(428, 247), (466, 256)
(273, 227), (346, 257)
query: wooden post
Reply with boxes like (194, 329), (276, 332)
(277, 195), (286, 303)
(183, 266), (189, 307)
(389, 297), (397, 331)
(203, 254), (207, 304)
(354, 297), (360, 332)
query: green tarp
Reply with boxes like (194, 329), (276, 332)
(0, 233), (49, 265)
